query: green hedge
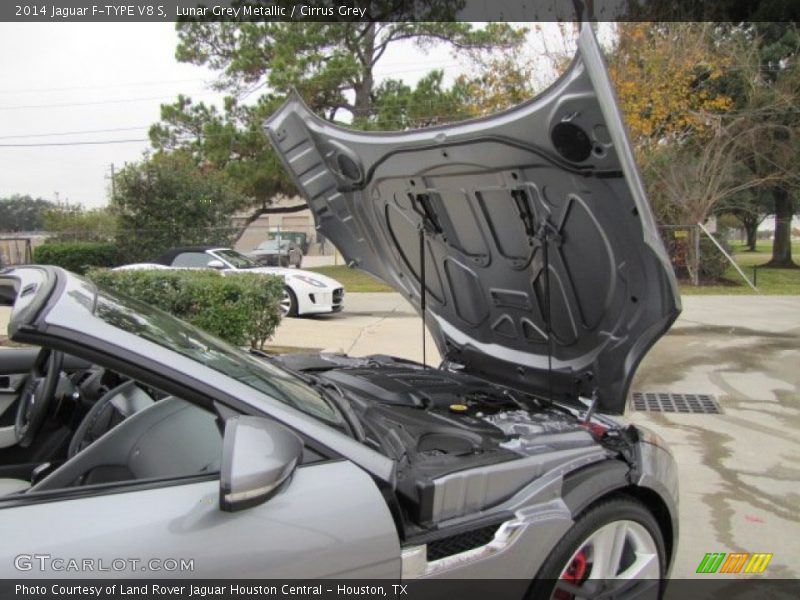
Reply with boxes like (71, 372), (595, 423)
(34, 241), (119, 275)
(699, 235), (732, 281)
(87, 269), (284, 349)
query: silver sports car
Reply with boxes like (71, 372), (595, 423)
(0, 23), (679, 596)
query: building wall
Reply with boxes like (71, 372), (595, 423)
(232, 196), (329, 254)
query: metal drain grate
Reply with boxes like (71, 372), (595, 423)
(630, 392), (722, 414)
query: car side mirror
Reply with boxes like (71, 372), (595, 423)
(219, 416), (303, 512)
(207, 259), (226, 270)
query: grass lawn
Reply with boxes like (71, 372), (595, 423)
(310, 243), (799, 296)
(259, 345), (322, 354)
(679, 241), (800, 295)
(308, 265), (394, 293)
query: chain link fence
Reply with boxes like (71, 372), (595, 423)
(8, 223), (732, 284)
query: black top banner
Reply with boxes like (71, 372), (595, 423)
(2, 0), (799, 23)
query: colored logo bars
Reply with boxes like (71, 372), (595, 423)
(696, 552), (773, 574)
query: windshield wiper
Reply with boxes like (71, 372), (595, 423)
(303, 375), (367, 443)
(247, 349), (366, 441)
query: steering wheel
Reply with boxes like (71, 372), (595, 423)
(14, 348), (64, 448)
(68, 380), (155, 458)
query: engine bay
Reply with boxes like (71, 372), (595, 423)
(273, 352), (600, 523)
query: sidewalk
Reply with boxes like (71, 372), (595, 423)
(0, 307), (9, 346)
(267, 292), (440, 364)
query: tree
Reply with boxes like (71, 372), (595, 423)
(174, 19), (523, 123)
(453, 43), (539, 117)
(603, 22), (800, 278)
(0, 195), (54, 232)
(641, 115), (785, 283)
(42, 204), (117, 242)
(607, 23), (735, 154)
(741, 23), (800, 268)
(150, 17), (526, 207)
(370, 70), (472, 130)
(697, 22), (800, 267)
(716, 188), (773, 251)
(110, 152), (247, 262)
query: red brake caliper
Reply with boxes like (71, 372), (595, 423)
(554, 549), (588, 600)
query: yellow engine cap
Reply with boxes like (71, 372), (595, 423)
(449, 403), (469, 412)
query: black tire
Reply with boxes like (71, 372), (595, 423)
(527, 495), (666, 600)
(281, 286), (298, 317)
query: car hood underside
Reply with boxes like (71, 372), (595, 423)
(265, 24), (680, 414)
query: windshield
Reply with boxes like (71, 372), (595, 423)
(214, 249), (258, 269)
(85, 283), (346, 430)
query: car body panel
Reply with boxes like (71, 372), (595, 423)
(0, 461), (400, 578)
(264, 24), (680, 414)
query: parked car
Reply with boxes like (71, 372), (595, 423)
(118, 246), (343, 317)
(270, 231), (309, 254)
(247, 239), (292, 267)
(0, 24), (679, 593)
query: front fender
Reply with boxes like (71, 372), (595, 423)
(560, 440), (679, 574)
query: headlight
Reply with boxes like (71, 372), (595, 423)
(291, 275), (327, 288)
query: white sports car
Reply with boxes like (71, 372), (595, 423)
(116, 246), (344, 317)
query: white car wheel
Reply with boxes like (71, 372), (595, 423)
(281, 287), (298, 317)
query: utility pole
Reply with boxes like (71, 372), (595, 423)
(109, 163), (116, 203)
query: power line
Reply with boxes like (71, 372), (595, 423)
(0, 139), (149, 148)
(0, 77), (210, 95)
(0, 92), (216, 111)
(0, 126), (149, 140)
(0, 64), (468, 111)
(4, 101), (794, 147)
(0, 61), (466, 96)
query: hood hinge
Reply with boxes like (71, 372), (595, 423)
(580, 388), (600, 424)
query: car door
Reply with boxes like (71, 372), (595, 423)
(0, 459), (400, 578)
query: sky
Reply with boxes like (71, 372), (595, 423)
(0, 22), (573, 209)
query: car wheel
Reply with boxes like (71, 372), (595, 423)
(528, 495), (665, 600)
(281, 287), (298, 317)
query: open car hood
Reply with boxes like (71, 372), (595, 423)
(265, 24), (680, 414)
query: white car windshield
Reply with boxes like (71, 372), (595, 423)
(214, 249), (259, 269)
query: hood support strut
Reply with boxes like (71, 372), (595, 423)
(537, 219), (556, 403)
(419, 225), (427, 369)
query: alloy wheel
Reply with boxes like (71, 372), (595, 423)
(280, 289), (293, 316)
(552, 520), (661, 600)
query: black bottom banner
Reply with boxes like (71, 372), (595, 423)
(2, 579), (800, 600)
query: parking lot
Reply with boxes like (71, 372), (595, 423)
(270, 293), (800, 579)
(2, 293), (798, 578)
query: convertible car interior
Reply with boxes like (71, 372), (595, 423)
(0, 344), (223, 497)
